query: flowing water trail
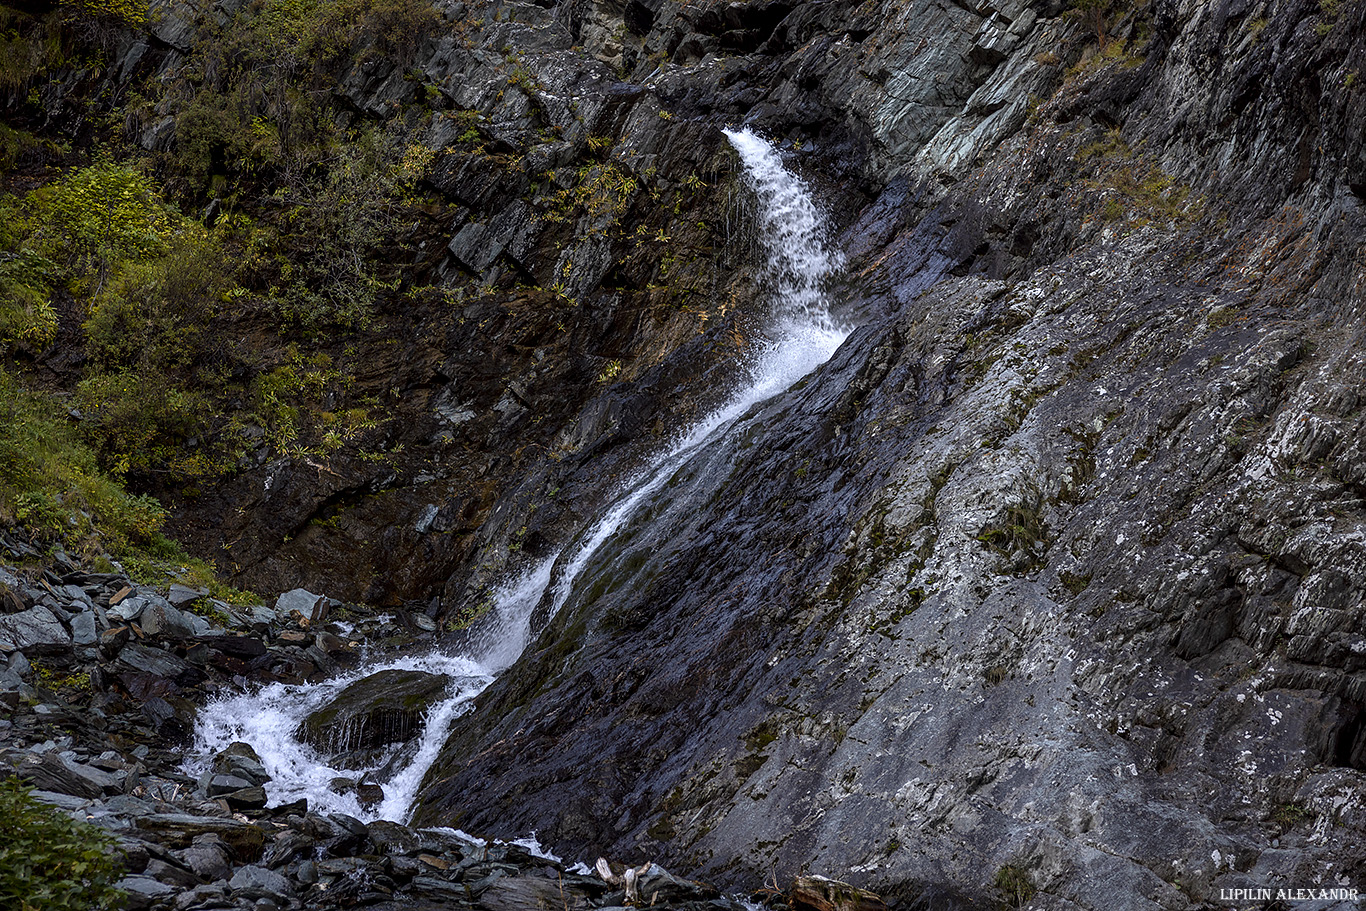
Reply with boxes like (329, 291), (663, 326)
(187, 127), (848, 824)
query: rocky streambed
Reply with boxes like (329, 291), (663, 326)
(1, 530), (887, 911)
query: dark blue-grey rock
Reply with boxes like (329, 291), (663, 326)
(8, 750), (109, 798)
(71, 610), (98, 647)
(298, 668), (449, 756)
(139, 601), (197, 639)
(229, 864), (294, 899)
(274, 588), (323, 619)
(117, 875), (177, 910)
(109, 596), (147, 623)
(167, 583), (208, 607)
(177, 835), (234, 882)
(207, 774), (251, 797)
(0, 606), (70, 655)
(212, 742), (271, 786)
(115, 644), (192, 679)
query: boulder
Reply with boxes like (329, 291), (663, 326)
(71, 610), (98, 646)
(212, 741), (271, 786)
(139, 601), (197, 639)
(790, 877), (887, 911)
(297, 669), (449, 756)
(108, 596), (147, 622)
(117, 875), (177, 910)
(634, 863), (718, 903)
(9, 751), (118, 798)
(478, 875), (593, 911)
(176, 835), (233, 881)
(0, 606), (71, 655)
(166, 584), (207, 607)
(229, 864), (294, 900)
(275, 588), (324, 620)
(136, 813), (267, 860)
(222, 786), (268, 811)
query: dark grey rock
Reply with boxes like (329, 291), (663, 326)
(274, 589), (323, 619)
(116, 644), (192, 679)
(136, 813), (267, 860)
(297, 669), (449, 756)
(208, 774), (252, 796)
(167, 584), (208, 607)
(177, 836), (234, 881)
(478, 875), (593, 911)
(223, 786), (267, 811)
(117, 875), (177, 909)
(71, 610), (98, 647)
(109, 596), (147, 622)
(9, 750), (116, 798)
(229, 865), (293, 899)
(0, 606), (70, 655)
(140, 601), (197, 639)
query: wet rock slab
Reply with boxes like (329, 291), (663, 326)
(297, 668), (451, 755)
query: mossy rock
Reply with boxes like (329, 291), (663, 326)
(298, 669), (450, 757)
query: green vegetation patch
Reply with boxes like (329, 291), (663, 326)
(0, 777), (125, 911)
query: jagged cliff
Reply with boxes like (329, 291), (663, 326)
(411, 0), (1366, 907)
(4, 0), (1366, 906)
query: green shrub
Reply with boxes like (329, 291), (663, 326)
(75, 371), (210, 478)
(268, 130), (427, 330)
(0, 777), (125, 911)
(0, 249), (59, 349)
(68, 0), (149, 27)
(993, 864), (1037, 907)
(0, 366), (169, 553)
(23, 158), (175, 292)
(84, 227), (226, 371)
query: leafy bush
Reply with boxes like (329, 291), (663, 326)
(68, 0), (149, 28)
(269, 130), (428, 329)
(23, 158), (175, 289)
(76, 371), (211, 478)
(0, 777), (125, 911)
(0, 366), (170, 553)
(0, 249), (58, 349)
(84, 227), (226, 371)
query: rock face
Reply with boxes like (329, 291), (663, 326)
(298, 669), (451, 756)
(390, 0), (1366, 909)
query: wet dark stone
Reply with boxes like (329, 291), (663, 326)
(297, 669), (449, 756)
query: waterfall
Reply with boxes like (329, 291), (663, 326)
(186, 128), (848, 825)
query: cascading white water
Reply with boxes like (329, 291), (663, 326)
(548, 128), (848, 612)
(187, 127), (848, 825)
(189, 559), (555, 822)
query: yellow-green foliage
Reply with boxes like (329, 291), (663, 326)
(251, 347), (378, 456)
(1074, 129), (1198, 227)
(69, 0), (149, 27)
(0, 367), (246, 589)
(0, 247), (58, 349)
(270, 130), (429, 329)
(169, 0), (438, 188)
(17, 158), (180, 297)
(545, 163), (640, 235)
(75, 371), (210, 477)
(0, 777), (124, 911)
(84, 227), (225, 371)
(0, 9), (67, 93)
(0, 366), (171, 556)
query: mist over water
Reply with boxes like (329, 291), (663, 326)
(187, 128), (849, 825)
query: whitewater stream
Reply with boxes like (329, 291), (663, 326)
(187, 127), (850, 826)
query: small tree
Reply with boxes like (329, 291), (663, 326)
(26, 158), (174, 299)
(1073, 0), (1112, 48)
